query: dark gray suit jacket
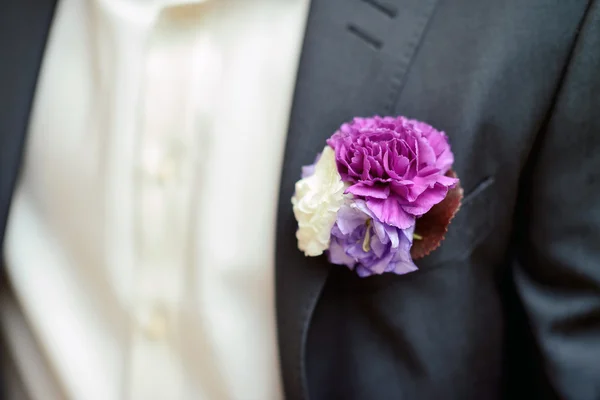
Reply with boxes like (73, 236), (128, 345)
(2, 0), (599, 399)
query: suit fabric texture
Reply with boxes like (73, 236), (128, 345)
(2, 0), (600, 399)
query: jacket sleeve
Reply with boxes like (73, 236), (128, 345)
(513, 1), (600, 398)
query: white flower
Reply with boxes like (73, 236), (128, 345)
(292, 146), (347, 256)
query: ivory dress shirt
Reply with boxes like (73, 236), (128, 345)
(1, 0), (310, 399)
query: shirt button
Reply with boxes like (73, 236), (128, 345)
(138, 306), (168, 341)
(141, 144), (180, 183)
(153, 157), (177, 183)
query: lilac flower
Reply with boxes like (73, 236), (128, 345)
(327, 200), (417, 277)
(327, 116), (457, 229)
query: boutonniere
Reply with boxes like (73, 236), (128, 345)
(292, 116), (463, 277)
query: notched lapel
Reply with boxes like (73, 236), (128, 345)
(275, 0), (440, 398)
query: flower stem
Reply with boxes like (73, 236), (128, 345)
(362, 220), (372, 252)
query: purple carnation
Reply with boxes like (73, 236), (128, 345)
(327, 116), (458, 229)
(328, 200), (417, 277)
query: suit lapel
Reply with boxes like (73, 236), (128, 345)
(0, 0), (57, 256)
(275, 0), (440, 398)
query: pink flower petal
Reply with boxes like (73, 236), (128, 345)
(346, 182), (390, 199)
(366, 197), (415, 229)
(402, 184), (449, 216)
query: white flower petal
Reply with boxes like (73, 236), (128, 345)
(292, 146), (348, 256)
